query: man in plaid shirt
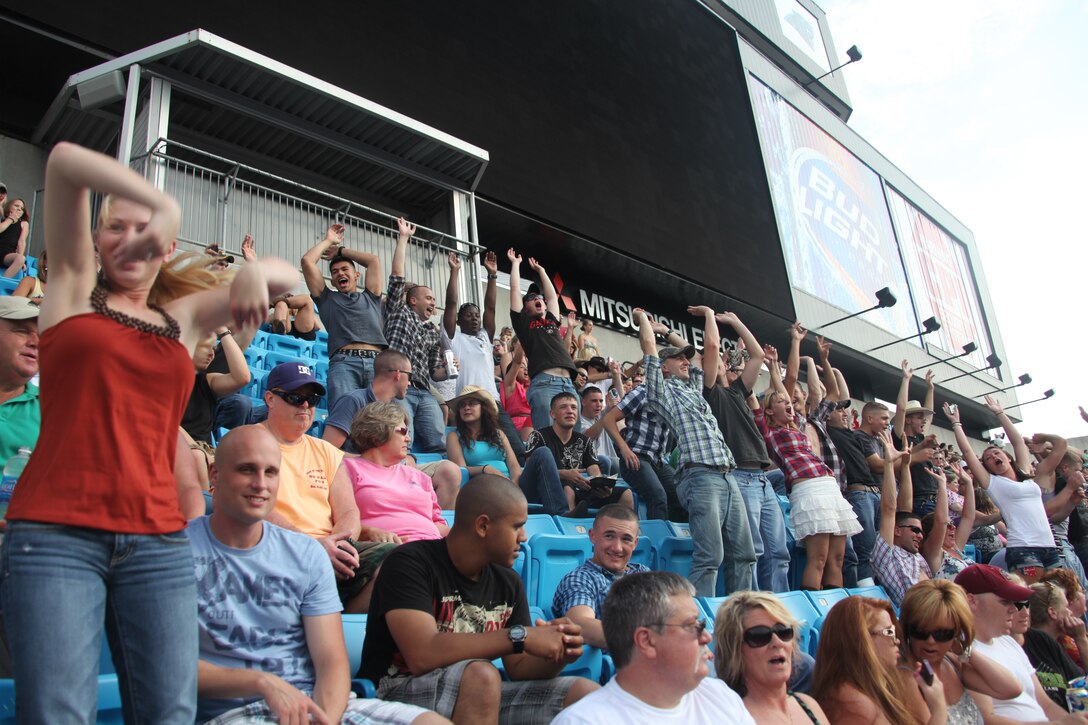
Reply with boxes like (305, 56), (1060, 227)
(383, 224), (454, 453)
(634, 307), (755, 597)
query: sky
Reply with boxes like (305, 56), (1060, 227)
(818, 0), (1088, 438)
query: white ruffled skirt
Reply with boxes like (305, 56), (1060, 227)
(789, 476), (863, 542)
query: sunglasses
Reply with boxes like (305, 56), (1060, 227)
(270, 389), (323, 408)
(652, 619), (708, 638)
(870, 626), (898, 639)
(743, 623), (795, 648)
(906, 625), (956, 642)
(392, 426), (410, 437)
(1013, 601), (1030, 611)
(900, 525), (924, 536)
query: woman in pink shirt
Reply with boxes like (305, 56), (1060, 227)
(332, 401), (450, 543)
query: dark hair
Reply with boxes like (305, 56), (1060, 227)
(594, 503), (639, 525)
(328, 254), (353, 272)
(374, 349), (410, 377)
(894, 511), (920, 528)
(454, 396), (502, 450)
(550, 391), (578, 409)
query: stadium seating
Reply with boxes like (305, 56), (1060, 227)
(776, 591), (822, 656)
(239, 369), (268, 399)
(242, 346), (264, 369)
(0, 279), (18, 295)
(554, 518), (595, 536)
(311, 341), (328, 359)
(655, 536), (694, 578)
(804, 588), (851, 630)
(263, 350), (316, 372)
(341, 615), (378, 697)
(266, 335), (312, 358)
(527, 534), (592, 611)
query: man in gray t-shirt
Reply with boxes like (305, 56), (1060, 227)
(193, 426), (436, 725)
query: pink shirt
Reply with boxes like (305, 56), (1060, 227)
(343, 457), (445, 542)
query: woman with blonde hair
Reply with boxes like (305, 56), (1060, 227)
(898, 579), (1022, 724)
(813, 596), (943, 724)
(715, 591), (829, 723)
(0, 143), (298, 722)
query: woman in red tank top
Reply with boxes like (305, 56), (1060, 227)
(0, 143), (299, 723)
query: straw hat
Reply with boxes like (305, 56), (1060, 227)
(449, 385), (499, 417)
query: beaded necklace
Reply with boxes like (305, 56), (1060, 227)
(91, 284), (180, 340)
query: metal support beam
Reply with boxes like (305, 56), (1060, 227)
(116, 64), (142, 166)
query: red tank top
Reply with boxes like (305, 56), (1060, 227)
(6, 313), (194, 533)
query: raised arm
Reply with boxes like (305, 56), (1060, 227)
(783, 322), (805, 395)
(482, 250), (498, 339)
(507, 248), (524, 314)
(443, 252), (460, 339)
(718, 312), (764, 392)
(1030, 433), (1069, 490)
(762, 345), (788, 398)
(635, 308), (658, 357)
(389, 217), (415, 282)
(690, 305), (718, 387)
(878, 431), (905, 544)
(41, 142), (180, 329)
(923, 369), (935, 417)
(833, 367), (851, 403)
(982, 394), (1031, 473)
(816, 337), (839, 401)
(503, 342), (525, 398)
(527, 257), (561, 320)
(943, 402), (990, 489)
(921, 468), (949, 574)
(892, 360), (913, 436)
(301, 224), (345, 298)
(954, 466), (976, 551)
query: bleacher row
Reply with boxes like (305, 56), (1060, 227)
(0, 256), (42, 296)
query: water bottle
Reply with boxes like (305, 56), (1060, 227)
(0, 447), (31, 520)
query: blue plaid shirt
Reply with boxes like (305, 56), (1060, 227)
(643, 355), (735, 471)
(616, 385), (672, 464)
(552, 558), (651, 619)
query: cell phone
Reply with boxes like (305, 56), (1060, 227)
(920, 660), (935, 686)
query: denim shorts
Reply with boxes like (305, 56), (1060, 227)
(1005, 545), (1061, 574)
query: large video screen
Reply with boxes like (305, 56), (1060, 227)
(749, 75), (918, 339)
(886, 186), (993, 370)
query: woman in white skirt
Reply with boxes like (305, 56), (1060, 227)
(756, 345), (861, 590)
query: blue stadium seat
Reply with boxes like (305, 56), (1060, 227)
(250, 329), (272, 350)
(243, 346), (264, 369)
(964, 544), (977, 561)
(341, 614), (378, 698)
(848, 584), (894, 613)
(637, 519), (674, 548)
(525, 514), (561, 539)
(554, 517), (595, 536)
(315, 360), (329, 384)
(311, 342), (328, 359)
(523, 606), (603, 682)
(777, 591), (822, 656)
(631, 536), (655, 569)
(0, 278), (19, 295)
(240, 369), (269, 399)
(804, 588), (850, 631)
(655, 536), (694, 577)
(526, 534), (592, 611)
(667, 521), (692, 538)
(266, 335), (312, 357)
(441, 510), (455, 527)
(699, 595), (729, 624)
(513, 544), (528, 582)
(315, 330), (329, 346)
(263, 350), (317, 372)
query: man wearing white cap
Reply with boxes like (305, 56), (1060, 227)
(0, 296), (40, 463)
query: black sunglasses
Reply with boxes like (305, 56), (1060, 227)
(743, 623), (795, 648)
(1013, 601), (1030, 611)
(270, 389), (322, 408)
(900, 525), (924, 536)
(906, 625), (956, 642)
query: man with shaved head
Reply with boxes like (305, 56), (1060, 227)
(191, 426), (446, 725)
(361, 475), (599, 723)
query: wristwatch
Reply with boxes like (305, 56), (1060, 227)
(216, 329), (233, 341)
(508, 625), (527, 654)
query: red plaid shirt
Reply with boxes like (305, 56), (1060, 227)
(755, 407), (832, 487)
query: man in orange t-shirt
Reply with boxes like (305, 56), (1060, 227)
(259, 361), (395, 613)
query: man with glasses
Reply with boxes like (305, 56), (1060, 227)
(553, 571), (754, 723)
(956, 564), (1079, 722)
(259, 361), (393, 613)
(871, 430), (947, 607)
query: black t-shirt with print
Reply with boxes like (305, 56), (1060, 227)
(526, 427), (599, 471)
(1023, 627), (1084, 711)
(510, 309), (576, 379)
(360, 539), (531, 683)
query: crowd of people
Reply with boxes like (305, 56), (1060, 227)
(2, 144), (1088, 723)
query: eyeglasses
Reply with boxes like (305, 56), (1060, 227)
(742, 623), (796, 648)
(392, 426), (410, 437)
(869, 626), (898, 639)
(651, 619), (707, 638)
(1013, 601), (1030, 611)
(270, 389), (323, 408)
(906, 625), (956, 642)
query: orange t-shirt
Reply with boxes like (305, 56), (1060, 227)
(6, 313), (193, 534)
(272, 433), (345, 538)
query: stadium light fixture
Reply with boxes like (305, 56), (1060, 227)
(941, 353), (1002, 383)
(1003, 389), (1055, 411)
(929, 342), (977, 366)
(803, 45), (863, 88)
(972, 373), (1031, 398)
(812, 286), (896, 331)
(867, 316), (941, 352)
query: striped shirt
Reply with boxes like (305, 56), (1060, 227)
(643, 354), (735, 471)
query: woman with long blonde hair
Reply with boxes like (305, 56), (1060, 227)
(0, 143), (298, 722)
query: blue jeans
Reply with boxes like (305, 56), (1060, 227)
(327, 353), (376, 411)
(214, 394), (268, 431)
(619, 454), (680, 521)
(767, 469), (787, 497)
(1006, 546), (1061, 573)
(404, 386), (446, 453)
(518, 448), (568, 515)
(846, 489), (882, 583)
(1, 522), (198, 723)
(733, 469), (790, 593)
(525, 372), (580, 432)
(676, 468), (756, 597)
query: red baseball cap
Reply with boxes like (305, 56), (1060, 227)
(954, 564), (1034, 601)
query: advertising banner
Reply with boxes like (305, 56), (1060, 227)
(749, 77), (918, 339)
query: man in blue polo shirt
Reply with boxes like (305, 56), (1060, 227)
(552, 505), (649, 648)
